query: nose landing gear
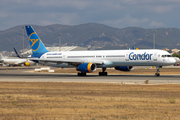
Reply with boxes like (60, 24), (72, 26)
(155, 66), (161, 76)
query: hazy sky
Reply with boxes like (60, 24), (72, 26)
(1, 0), (180, 30)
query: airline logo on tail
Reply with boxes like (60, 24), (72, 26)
(26, 25), (49, 55)
(29, 32), (41, 51)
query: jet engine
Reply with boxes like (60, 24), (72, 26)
(115, 66), (134, 71)
(24, 62), (30, 66)
(77, 62), (97, 73)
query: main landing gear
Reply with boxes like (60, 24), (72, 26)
(78, 72), (86, 76)
(77, 67), (108, 76)
(99, 68), (108, 76)
(155, 66), (161, 76)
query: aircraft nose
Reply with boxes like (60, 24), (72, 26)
(171, 58), (177, 64)
(173, 57), (180, 64)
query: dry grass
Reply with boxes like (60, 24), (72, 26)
(0, 82), (180, 120)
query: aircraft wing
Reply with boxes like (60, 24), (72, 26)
(14, 61), (26, 65)
(28, 58), (104, 65)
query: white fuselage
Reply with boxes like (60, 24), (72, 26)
(2, 59), (26, 65)
(1, 58), (34, 66)
(37, 49), (176, 68)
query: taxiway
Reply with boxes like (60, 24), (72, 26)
(0, 68), (179, 84)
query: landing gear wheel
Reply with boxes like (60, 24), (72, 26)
(99, 72), (108, 76)
(78, 72), (86, 76)
(155, 66), (160, 77)
(155, 73), (160, 76)
(99, 68), (108, 76)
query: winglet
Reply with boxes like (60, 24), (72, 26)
(13, 47), (21, 58)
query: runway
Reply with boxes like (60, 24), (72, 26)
(0, 68), (179, 84)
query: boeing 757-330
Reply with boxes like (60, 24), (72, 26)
(24, 25), (176, 76)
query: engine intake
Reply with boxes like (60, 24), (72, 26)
(115, 66), (134, 71)
(77, 62), (97, 73)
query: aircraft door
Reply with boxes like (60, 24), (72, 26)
(125, 52), (130, 61)
(153, 53), (157, 61)
(63, 54), (66, 59)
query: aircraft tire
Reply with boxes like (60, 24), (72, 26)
(78, 72), (86, 76)
(99, 72), (108, 76)
(155, 73), (160, 76)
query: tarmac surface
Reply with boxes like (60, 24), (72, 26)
(0, 67), (180, 84)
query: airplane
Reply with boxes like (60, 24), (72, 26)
(24, 25), (176, 76)
(0, 53), (34, 66)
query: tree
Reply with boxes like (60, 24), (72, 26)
(172, 53), (180, 59)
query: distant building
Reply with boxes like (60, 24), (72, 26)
(171, 48), (179, 54)
(163, 48), (169, 51)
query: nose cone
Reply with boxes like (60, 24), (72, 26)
(171, 58), (177, 64)
(173, 57), (180, 64)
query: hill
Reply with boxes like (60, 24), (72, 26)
(0, 23), (180, 52)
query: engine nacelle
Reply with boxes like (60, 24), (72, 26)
(24, 62), (30, 66)
(115, 66), (134, 71)
(77, 62), (97, 73)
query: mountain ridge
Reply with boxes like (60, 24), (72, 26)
(0, 23), (180, 52)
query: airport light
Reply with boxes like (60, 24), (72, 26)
(22, 26), (24, 57)
(153, 30), (155, 49)
(59, 33), (61, 51)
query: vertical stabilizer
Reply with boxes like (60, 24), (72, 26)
(0, 53), (4, 60)
(25, 26), (49, 55)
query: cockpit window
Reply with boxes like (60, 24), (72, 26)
(167, 55), (172, 57)
(161, 55), (172, 57)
